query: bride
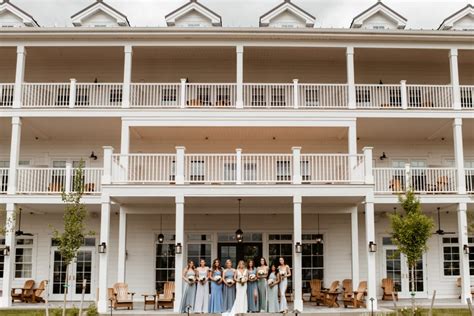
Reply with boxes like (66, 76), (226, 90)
(223, 260), (248, 316)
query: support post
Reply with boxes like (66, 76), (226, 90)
(292, 147), (302, 184)
(405, 163), (411, 190)
(69, 78), (77, 108)
(293, 79), (299, 109)
(122, 45), (133, 108)
(453, 118), (466, 194)
(236, 148), (242, 185)
(13, 46), (26, 109)
(7, 117), (21, 194)
(362, 147), (373, 184)
(350, 206), (360, 287)
(174, 195), (185, 312)
(458, 203), (470, 303)
(449, 48), (461, 110)
(117, 206), (127, 283)
(180, 79), (187, 109)
(120, 121), (130, 176)
(293, 195), (303, 311)
(65, 162), (72, 193)
(97, 197), (111, 314)
(0, 204), (16, 307)
(102, 146), (114, 185)
(364, 193), (377, 310)
(348, 123), (358, 181)
(400, 80), (408, 109)
(346, 47), (356, 109)
(236, 45), (244, 108)
(175, 146), (186, 185)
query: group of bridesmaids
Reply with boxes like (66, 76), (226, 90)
(179, 257), (292, 314)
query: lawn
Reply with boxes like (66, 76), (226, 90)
(386, 308), (472, 316)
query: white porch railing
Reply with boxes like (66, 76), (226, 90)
(243, 84), (294, 108)
(74, 83), (123, 108)
(111, 154), (176, 183)
(465, 168), (474, 193)
(460, 86), (474, 109)
(16, 167), (103, 194)
(186, 83), (237, 108)
(298, 84), (348, 108)
(241, 154), (293, 183)
(184, 154), (237, 183)
(0, 84), (14, 107)
(373, 168), (407, 193)
(406, 85), (453, 109)
(22, 83), (71, 108)
(301, 154), (365, 183)
(0, 168), (8, 193)
(355, 84), (402, 109)
(130, 83), (181, 108)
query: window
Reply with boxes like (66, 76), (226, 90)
(443, 237), (460, 276)
(304, 88), (319, 107)
(187, 234), (212, 267)
(224, 163), (236, 181)
(190, 160), (205, 181)
(356, 87), (371, 105)
(270, 87), (286, 107)
(372, 25), (386, 30)
(268, 234), (292, 294)
(109, 88), (123, 104)
(161, 87), (178, 104)
(243, 162), (257, 182)
(302, 234), (324, 293)
(251, 86), (266, 107)
(15, 238), (34, 278)
(155, 234), (175, 292)
(301, 160), (310, 181)
(276, 160), (291, 182)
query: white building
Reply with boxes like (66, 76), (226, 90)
(0, 0), (473, 313)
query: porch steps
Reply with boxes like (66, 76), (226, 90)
(104, 312), (387, 315)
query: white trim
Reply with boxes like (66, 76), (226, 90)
(351, 2), (407, 30)
(71, 2), (129, 27)
(0, 2), (38, 27)
(260, 1), (315, 28)
(439, 5), (474, 30)
(165, 2), (221, 27)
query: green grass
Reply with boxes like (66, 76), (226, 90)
(0, 308), (84, 316)
(386, 308), (471, 316)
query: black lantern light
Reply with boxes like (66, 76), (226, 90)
(176, 242), (182, 254)
(98, 242), (107, 254)
(369, 241), (377, 253)
(158, 214), (164, 244)
(464, 244), (470, 255)
(235, 198), (243, 243)
(2, 245), (10, 256)
(295, 242), (302, 253)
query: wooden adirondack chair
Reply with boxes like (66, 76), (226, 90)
(112, 283), (135, 310)
(309, 279), (322, 304)
(381, 278), (398, 301)
(24, 280), (47, 303)
(11, 279), (35, 303)
(343, 281), (367, 308)
(157, 281), (175, 309)
(322, 280), (340, 307)
(342, 279), (353, 299)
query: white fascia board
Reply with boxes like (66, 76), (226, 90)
(0, 3), (37, 27)
(71, 3), (128, 27)
(439, 6), (474, 30)
(166, 2), (221, 27)
(260, 3), (315, 27)
(352, 4), (407, 29)
(374, 194), (472, 204)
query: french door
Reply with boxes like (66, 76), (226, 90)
(382, 245), (427, 298)
(218, 243), (263, 265)
(50, 247), (96, 301)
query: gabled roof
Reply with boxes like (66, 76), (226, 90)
(0, 0), (39, 27)
(165, 0), (222, 27)
(71, 0), (130, 27)
(438, 4), (474, 30)
(259, 0), (315, 27)
(350, 1), (407, 29)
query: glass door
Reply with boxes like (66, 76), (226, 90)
(218, 243), (263, 265)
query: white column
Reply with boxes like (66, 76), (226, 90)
(122, 45), (133, 108)
(65, 162), (72, 193)
(236, 148), (242, 185)
(175, 146), (186, 185)
(458, 203), (470, 303)
(174, 195), (185, 312)
(293, 79), (299, 109)
(0, 203), (16, 307)
(400, 80), (408, 110)
(180, 78), (187, 108)
(453, 118), (466, 194)
(97, 197), (111, 314)
(236, 45), (244, 108)
(449, 48), (461, 110)
(7, 117), (21, 194)
(350, 206), (360, 287)
(348, 122), (357, 181)
(117, 206), (127, 283)
(292, 146), (302, 185)
(102, 146), (114, 185)
(13, 46), (26, 109)
(362, 147), (374, 185)
(69, 78), (77, 108)
(364, 193), (377, 310)
(293, 195), (303, 311)
(346, 46), (356, 109)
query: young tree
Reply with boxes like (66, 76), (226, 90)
(52, 161), (92, 316)
(389, 190), (434, 313)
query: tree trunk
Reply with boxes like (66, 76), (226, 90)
(410, 265), (416, 316)
(62, 264), (69, 316)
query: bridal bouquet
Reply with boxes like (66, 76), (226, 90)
(198, 275), (207, 283)
(279, 270), (287, 277)
(267, 279), (274, 286)
(238, 276), (248, 285)
(249, 274), (257, 282)
(257, 270), (266, 276)
(188, 275), (196, 284)
(225, 278), (234, 285)
(214, 275), (222, 282)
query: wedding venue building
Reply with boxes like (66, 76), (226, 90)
(0, 0), (473, 313)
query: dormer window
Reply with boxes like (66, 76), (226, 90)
(260, 0), (315, 28)
(71, 0), (130, 27)
(166, 0), (222, 27)
(438, 4), (474, 31)
(372, 25), (386, 30)
(350, 1), (407, 30)
(0, 0), (39, 27)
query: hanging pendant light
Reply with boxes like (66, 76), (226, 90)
(316, 213), (323, 244)
(235, 198), (243, 243)
(158, 214), (164, 244)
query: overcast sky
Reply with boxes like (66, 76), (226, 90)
(11, 0), (474, 29)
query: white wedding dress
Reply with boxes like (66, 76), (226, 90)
(223, 268), (248, 316)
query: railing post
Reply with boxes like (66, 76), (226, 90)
(400, 80), (408, 109)
(236, 45), (244, 109)
(7, 117), (21, 195)
(102, 146), (114, 185)
(236, 148), (242, 184)
(13, 46), (26, 109)
(180, 79), (186, 109)
(405, 163), (411, 190)
(293, 79), (299, 109)
(122, 45), (133, 109)
(292, 147), (302, 184)
(346, 46), (356, 109)
(69, 78), (77, 109)
(65, 162), (72, 193)
(176, 146), (186, 184)
(362, 147), (373, 185)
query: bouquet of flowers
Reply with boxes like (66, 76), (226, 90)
(225, 278), (234, 285)
(214, 275), (222, 282)
(249, 274), (257, 281)
(257, 270), (266, 276)
(198, 275), (207, 283)
(279, 270), (287, 277)
(188, 275), (196, 284)
(238, 276), (248, 285)
(267, 279), (274, 286)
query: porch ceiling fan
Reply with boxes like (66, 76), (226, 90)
(15, 208), (34, 237)
(434, 207), (455, 236)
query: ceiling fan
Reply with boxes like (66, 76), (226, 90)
(434, 207), (455, 236)
(15, 208), (33, 237)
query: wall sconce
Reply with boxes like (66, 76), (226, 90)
(369, 241), (377, 253)
(2, 246), (10, 256)
(464, 244), (470, 255)
(295, 242), (302, 254)
(379, 152), (387, 160)
(98, 242), (107, 254)
(90, 151), (98, 160)
(176, 243), (182, 254)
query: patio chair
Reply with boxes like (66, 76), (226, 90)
(342, 279), (353, 299)
(322, 280), (340, 308)
(25, 280), (47, 303)
(112, 282), (135, 310)
(309, 279), (322, 304)
(11, 279), (35, 303)
(381, 278), (398, 301)
(343, 281), (367, 308)
(456, 277), (474, 298)
(157, 281), (175, 309)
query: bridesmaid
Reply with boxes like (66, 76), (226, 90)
(209, 258), (224, 313)
(194, 259), (210, 313)
(256, 257), (268, 312)
(278, 257), (291, 313)
(179, 260), (197, 313)
(267, 264), (280, 313)
(247, 259), (259, 312)
(222, 259), (236, 312)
